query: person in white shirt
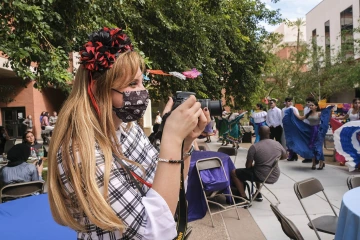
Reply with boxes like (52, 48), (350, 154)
(282, 97), (299, 161)
(336, 98), (360, 122)
(49, 111), (58, 126)
(251, 103), (267, 143)
(266, 99), (282, 144)
(302, 96), (316, 163)
(154, 111), (162, 124)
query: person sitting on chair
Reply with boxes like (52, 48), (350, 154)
(0, 143), (43, 187)
(22, 131), (48, 157)
(230, 126), (286, 202)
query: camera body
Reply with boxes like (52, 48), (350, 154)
(150, 91), (222, 151)
(172, 91), (222, 116)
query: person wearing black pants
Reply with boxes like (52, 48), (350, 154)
(270, 125), (283, 143)
(266, 99), (283, 144)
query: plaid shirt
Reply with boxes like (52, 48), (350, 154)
(57, 122), (175, 239)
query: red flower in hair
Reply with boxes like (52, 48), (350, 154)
(79, 27), (133, 73)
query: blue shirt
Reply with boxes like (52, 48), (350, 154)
(0, 162), (40, 186)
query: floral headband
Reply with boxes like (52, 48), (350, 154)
(79, 27), (133, 117)
(80, 27), (133, 72)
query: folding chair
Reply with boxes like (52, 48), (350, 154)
(217, 147), (237, 164)
(347, 175), (360, 190)
(294, 178), (338, 239)
(0, 181), (44, 203)
(196, 157), (249, 227)
(270, 204), (304, 240)
(248, 157), (281, 206)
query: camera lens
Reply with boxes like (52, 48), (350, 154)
(198, 99), (222, 116)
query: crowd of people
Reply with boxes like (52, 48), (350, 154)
(0, 110), (56, 188)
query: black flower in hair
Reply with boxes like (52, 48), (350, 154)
(79, 27), (133, 73)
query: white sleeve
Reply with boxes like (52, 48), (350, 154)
(293, 107), (299, 115)
(141, 189), (177, 240)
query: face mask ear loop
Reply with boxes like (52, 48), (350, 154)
(87, 71), (101, 117)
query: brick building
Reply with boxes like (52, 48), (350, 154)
(0, 54), (67, 140)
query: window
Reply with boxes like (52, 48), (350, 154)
(340, 6), (354, 58)
(325, 21), (331, 65)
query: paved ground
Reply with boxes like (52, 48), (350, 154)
(192, 136), (360, 240)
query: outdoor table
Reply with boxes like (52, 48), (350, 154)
(187, 150), (235, 222)
(335, 187), (360, 240)
(0, 194), (75, 240)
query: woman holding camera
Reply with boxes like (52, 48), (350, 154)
(48, 27), (209, 240)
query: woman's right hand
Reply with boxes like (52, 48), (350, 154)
(162, 95), (204, 143)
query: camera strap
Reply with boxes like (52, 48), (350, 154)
(112, 147), (190, 240)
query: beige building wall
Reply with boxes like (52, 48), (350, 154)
(306, 0), (360, 59)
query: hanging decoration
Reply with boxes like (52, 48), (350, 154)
(182, 68), (202, 79)
(169, 72), (186, 80)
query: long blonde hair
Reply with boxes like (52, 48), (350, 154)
(48, 51), (144, 232)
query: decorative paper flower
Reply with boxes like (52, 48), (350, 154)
(80, 27), (133, 73)
(182, 68), (202, 79)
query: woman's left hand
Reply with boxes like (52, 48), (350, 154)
(183, 107), (211, 151)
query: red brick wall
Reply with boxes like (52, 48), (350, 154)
(0, 79), (66, 139)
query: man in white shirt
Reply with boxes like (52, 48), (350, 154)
(266, 99), (282, 144)
(282, 97), (299, 161)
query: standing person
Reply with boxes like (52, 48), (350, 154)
(49, 111), (58, 126)
(39, 111), (46, 124)
(47, 27), (209, 240)
(282, 97), (299, 161)
(302, 96), (316, 163)
(41, 112), (54, 132)
(266, 99), (282, 144)
(336, 98), (360, 122)
(251, 103), (267, 143)
(0, 127), (10, 154)
(286, 101), (333, 170)
(22, 115), (33, 132)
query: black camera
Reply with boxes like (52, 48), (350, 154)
(172, 91), (222, 116)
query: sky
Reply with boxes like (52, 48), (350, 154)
(261, 0), (323, 32)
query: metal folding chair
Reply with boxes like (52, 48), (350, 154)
(217, 147), (237, 164)
(270, 204), (304, 240)
(0, 181), (44, 203)
(294, 178), (338, 239)
(248, 157), (281, 206)
(347, 175), (360, 190)
(196, 157), (249, 227)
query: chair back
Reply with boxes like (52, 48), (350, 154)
(294, 178), (324, 199)
(270, 204), (304, 240)
(347, 175), (360, 190)
(262, 157), (280, 184)
(0, 181), (44, 203)
(217, 147), (236, 156)
(196, 157), (222, 171)
(3, 140), (15, 154)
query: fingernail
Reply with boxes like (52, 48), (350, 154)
(204, 108), (208, 111)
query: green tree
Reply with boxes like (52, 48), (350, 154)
(1, 0), (281, 109)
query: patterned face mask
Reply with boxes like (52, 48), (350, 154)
(112, 89), (149, 122)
